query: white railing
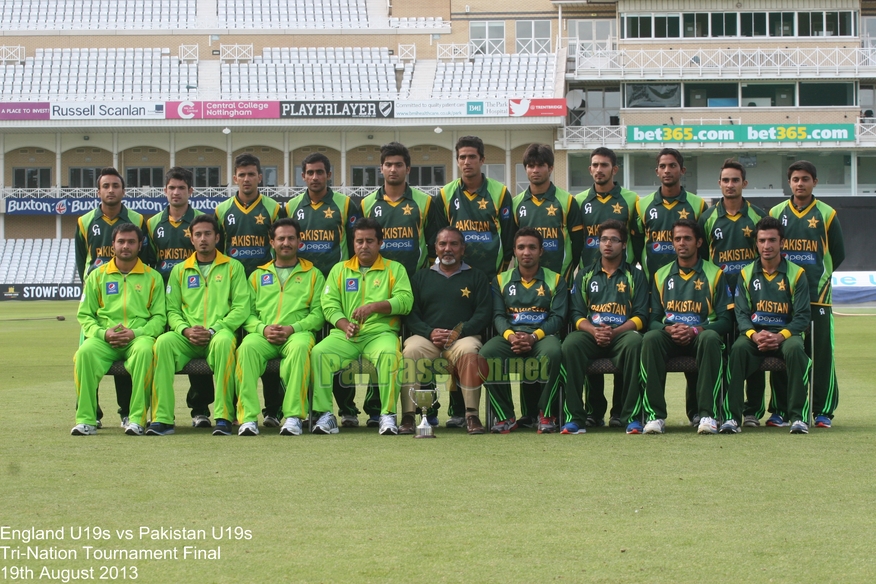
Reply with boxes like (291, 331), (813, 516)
(575, 46), (876, 78)
(0, 186), (443, 200)
(437, 43), (470, 61)
(0, 45), (24, 64)
(398, 44), (416, 61)
(679, 118), (741, 125)
(220, 44), (253, 64)
(179, 45), (199, 63)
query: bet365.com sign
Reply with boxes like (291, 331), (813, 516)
(628, 124), (855, 143)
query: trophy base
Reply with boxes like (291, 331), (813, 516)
(413, 433), (437, 439)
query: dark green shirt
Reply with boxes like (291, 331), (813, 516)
(636, 187), (707, 279)
(735, 258), (810, 338)
(492, 266), (568, 339)
(285, 189), (363, 277)
(513, 183), (583, 281)
(75, 204), (153, 281)
(649, 258), (733, 335)
(405, 263), (492, 339)
(575, 182), (641, 267)
(698, 197), (766, 290)
(147, 205), (204, 283)
(570, 259), (649, 331)
(215, 193), (285, 276)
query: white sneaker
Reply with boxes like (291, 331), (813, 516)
(698, 416), (718, 434)
(378, 414), (398, 435)
(191, 415), (212, 428)
(790, 420), (809, 434)
(743, 415), (760, 427)
(280, 417), (303, 436)
(71, 424), (97, 435)
(719, 419), (741, 434)
(643, 419), (665, 434)
(238, 421), (259, 436)
(340, 414), (360, 428)
(124, 422), (144, 436)
(120, 416), (129, 428)
(312, 412), (339, 435)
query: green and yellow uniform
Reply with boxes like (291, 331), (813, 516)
(439, 176), (515, 280)
(641, 258), (733, 422)
(636, 188), (707, 279)
(361, 185), (447, 276)
(699, 198), (766, 290)
(74, 259), (166, 427)
(151, 252), (250, 425)
(285, 189), (363, 277)
(561, 260), (648, 426)
(75, 204), (154, 281)
(770, 197), (845, 418)
(725, 258), (811, 424)
(513, 183), (584, 282)
(236, 259), (325, 423)
(480, 266), (568, 422)
(575, 182), (641, 267)
(310, 255), (413, 416)
(147, 205), (204, 282)
(215, 193), (285, 276)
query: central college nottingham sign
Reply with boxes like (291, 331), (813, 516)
(628, 124), (856, 143)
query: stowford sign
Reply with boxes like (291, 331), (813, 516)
(280, 101), (394, 118)
(0, 284), (83, 301)
(628, 124), (856, 143)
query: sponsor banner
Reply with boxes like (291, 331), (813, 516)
(394, 100), (507, 118)
(166, 101), (279, 120)
(50, 102), (165, 120)
(509, 98), (567, 117)
(280, 101), (394, 118)
(628, 124), (855, 144)
(832, 271), (876, 287)
(3, 197), (227, 215)
(0, 284), (83, 301)
(0, 102), (51, 121)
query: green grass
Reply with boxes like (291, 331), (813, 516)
(2, 301), (875, 582)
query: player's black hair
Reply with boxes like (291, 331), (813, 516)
(720, 158), (746, 181)
(111, 222), (142, 242)
(97, 167), (125, 190)
(455, 135), (485, 158)
(270, 217), (302, 239)
(380, 142), (411, 167)
(190, 213), (220, 233)
(522, 143), (554, 167)
(302, 152), (332, 174)
(514, 226), (543, 247)
(165, 166), (193, 189)
(787, 160), (817, 181)
(436, 225), (466, 245)
(754, 216), (785, 240)
(598, 219), (628, 244)
(234, 153), (262, 175)
(672, 218), (704, 246)
(656, 148), (684, 168)
(352, 217), (383, 241)
(590, 147), (618, 168)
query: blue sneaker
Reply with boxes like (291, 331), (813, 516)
(766, 414), (789, 427)
(625, 420), (644, 434)
(560, 422), (586, 435)
(145, 422), (175, 436)
(427, 415), (439, 427)
(212, 419), (232, 436)
(366, 414), (380, 428)
(814, 415), (832, 428)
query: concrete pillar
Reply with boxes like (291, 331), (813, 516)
(851, 151), (858, 195)
(622, 153), (631, 188)
(112, 133), (119, 169)
(505, 130), (512, 189)
(169, 133), (175, 168)
(451, 130), (458, 181)
(55, 133), (62, 188)
(283, 131), (290, 187)
(226, 134), (233, 186)
(340, 131), (347, 186)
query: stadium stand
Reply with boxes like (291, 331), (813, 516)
(0, 239), (78, 284)
(217, 0), (368, 29)
(0, 0), (197, 30)
(431, 54), (556, 99)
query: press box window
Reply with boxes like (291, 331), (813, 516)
(13, 167), (51, 188)
(799, 83), (854, 106)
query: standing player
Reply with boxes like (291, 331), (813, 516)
(639, 219), (733, 434)
(722, 217), (811, 435)
(698, 159), (768, 427)
(770, 161), (845, 427)
(574, 147), (641, 428)
(150, 215), (250, 436)
(147, 167), (214, 429)
(309, 218), (413, 435)
(286, 153), (363, 427)
(74, 167), (153, 428)
(236, 218), (325, 436)
(215, 154), (285, 427)
(72, 223), (165, 436)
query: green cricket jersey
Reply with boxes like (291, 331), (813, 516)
(215, 193), (285, 276)
(736, 258), (810, 339)
(405, 264), (492, 339)
(513, 183), (583, 281)
(147, 205), (204, 283)
(649, 258), (733, 335)
(360, 185), (447, 275)
(321, 254), (413, 336)
(575, 182), (640, 266)
(769, 197), (845, 306)
(166, 251), (251, 335)
(699, 198), (766, 290)
(77, 258), (166, 341)
(570, 259), (649, 332)
(439, 175), (515, 279)
(636, 188), (707, 279)
(243, 258), (326, 335)
(285, 189), (363, 277)
(75, 204), (153, 281)
(492, 266), (568, 340)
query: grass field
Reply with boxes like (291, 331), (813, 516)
(1, 300), (874, 583)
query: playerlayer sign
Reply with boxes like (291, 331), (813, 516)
(4, 197), (226, 215)
(280, 101), (394, 118)
(628, 124), (856, 143)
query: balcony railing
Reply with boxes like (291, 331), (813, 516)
(574, 46), (876, 78)
(0, 186), (442, 199)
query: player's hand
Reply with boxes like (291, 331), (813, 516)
(510, 332), (533, 354)
(755, 331), (781, 352)
(593, 324), (614, 347)
(264, 324), (290, 345)
(351, 303), (378, 323)
(430, 328), (450, 348)
(184, 326), (211, 346)
(105, 324), (133, 348)
(666, 324), (691, 346)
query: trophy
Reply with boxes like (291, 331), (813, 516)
(409, 385), (439, 438)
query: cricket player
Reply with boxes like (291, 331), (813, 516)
(640, 219), (733, 434)
(215, 154), (285, 427)
(401, 226), (492, 435)
(309, 218), (413, 435)
(147, 167), (214, 428)
(149, 215), (250, 436)
(560, 220), (648, 435)
(74, 167), (153, 428)
(722, 217), (811, 434)
(769, 160), (845, 428)
(72, 223), (165, 436)
(479, 227), (568, 434)
(236, 218), (325, 436)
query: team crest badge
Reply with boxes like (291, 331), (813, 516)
(261, 274), (274, 286)
(346, 278), (359, 292)
(188, 275), (200, 288)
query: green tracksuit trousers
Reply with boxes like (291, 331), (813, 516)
(74, 336), (155, 426)
(151, 330), (237, 425)
(561, 330), (643, 426)
(641, 329), (724, 422)
(235, 332), (314, 423)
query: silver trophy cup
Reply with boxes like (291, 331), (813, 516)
(409, 386), (439, 438)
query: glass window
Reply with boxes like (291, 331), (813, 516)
(624, 15), (651, 39)
(768, 12), (794, 36)
(625, 84), (681, 108)
(125, 167), (163, 188)
(69, 167), (104, 189)
(183, 166), (221, 188)
(741, 83), (795, 107)
(471, 21), (505, 55)
(261, 166), (278, 187)
(482, 164), (506, 184)
(515, 163), (529, 195)
(863, 16), (876, 43)
(741, 12), (767, 36)
(861, 86), (875, 118)
(798, 12), (812, 36)
(409, 166), (446, 187)
(13, 167), (51, 188)
(683, 13), (709, 37)
(654, 15), (680, 38)
(516, 20), (551, 54)
(685, 83), (738, 107)
(799, 82), (854, 106)
(352, 166), (381, 187)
